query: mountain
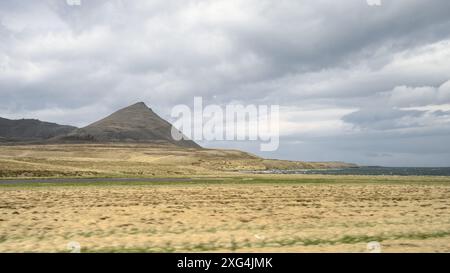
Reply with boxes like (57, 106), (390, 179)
(56, 102), (200, 148)
(0, 117), (76, 142)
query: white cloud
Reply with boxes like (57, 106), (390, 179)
(278, 106), (356, 137)
(387, 80), (450, 107)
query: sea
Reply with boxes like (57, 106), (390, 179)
(249, 166), (450, 176)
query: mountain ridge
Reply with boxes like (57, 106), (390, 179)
(0, 117), (76, 142)
(53, 102), (200, 148)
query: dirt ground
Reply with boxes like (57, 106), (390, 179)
(1, 181), (450, 253)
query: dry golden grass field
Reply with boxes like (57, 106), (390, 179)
(1, 176), (450, 253)
(0, 144), (355, 178)
(1, 144), (449, 253)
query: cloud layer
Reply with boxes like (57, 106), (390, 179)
(1, 0), (450, 166)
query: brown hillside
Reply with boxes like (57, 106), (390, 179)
(55, 102), (200, 148)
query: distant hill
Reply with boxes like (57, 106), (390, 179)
(0, 117), (76, 142)
(55, 102), (200, 148)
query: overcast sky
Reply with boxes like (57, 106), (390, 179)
(1, 0), (450, 166)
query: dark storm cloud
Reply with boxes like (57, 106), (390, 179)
(229, 0), (450, 74)
(342, 107), (425, 130)
(1, 0), (450, 165)
(433, 110), (450, 117)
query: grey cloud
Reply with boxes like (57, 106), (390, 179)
(342, 107), (425, 130)
(386, 81), (450, 107)
(365, 152), (393, 158)
(433, 110), (450, 117)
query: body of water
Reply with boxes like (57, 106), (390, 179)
(251, 166), (450, 176)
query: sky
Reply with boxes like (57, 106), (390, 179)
(1, 0), (450, 167)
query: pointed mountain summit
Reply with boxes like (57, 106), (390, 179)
(57, 102), (200, 148)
